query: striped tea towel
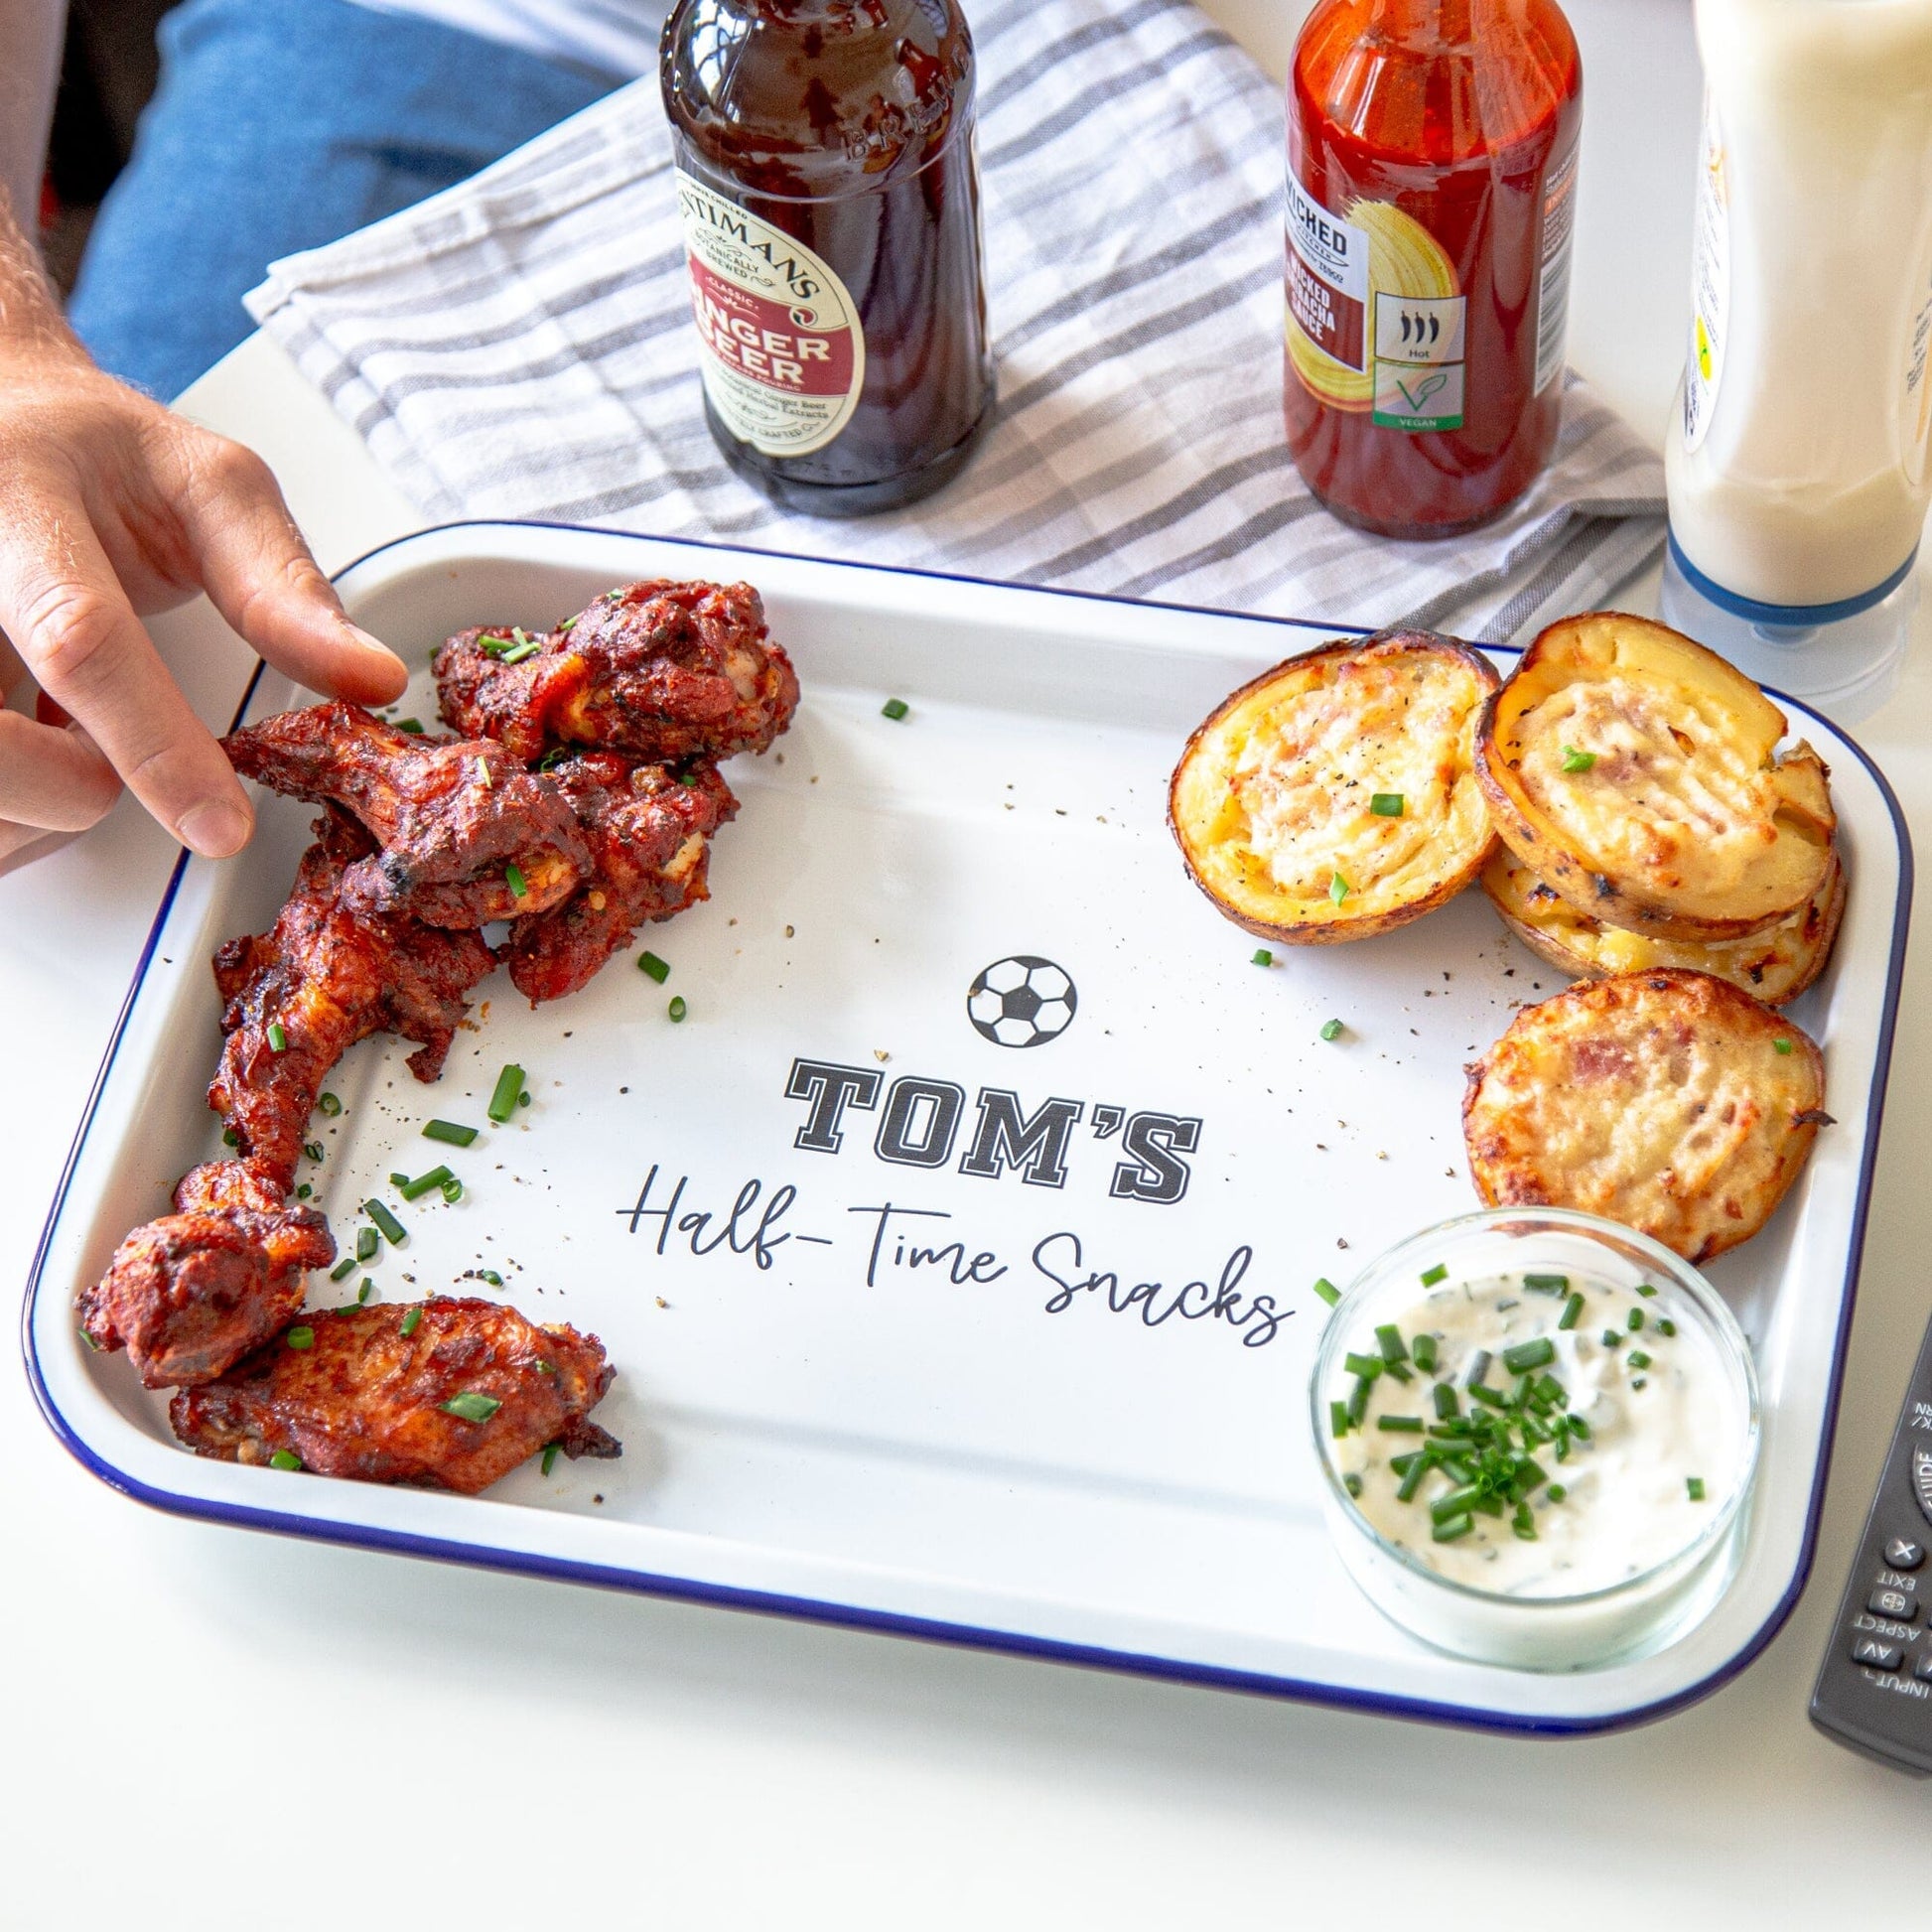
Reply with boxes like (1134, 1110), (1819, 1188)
(245, 0), (1666, 643)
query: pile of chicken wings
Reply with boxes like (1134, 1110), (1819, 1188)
(76, 579), (798, 1494)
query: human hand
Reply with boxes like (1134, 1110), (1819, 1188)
(0, 330), (408, 868)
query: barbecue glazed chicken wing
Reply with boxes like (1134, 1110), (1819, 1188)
(223, 701), (590, 926)
(209, 810), (495, 1189)
(78, 1159), (334, 1388)
(501, 756), (739, 1005)
(434, 580), (799, 764)
(170, 1297), (621, 1493)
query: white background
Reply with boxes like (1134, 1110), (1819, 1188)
(9, 3), (1932, 1926)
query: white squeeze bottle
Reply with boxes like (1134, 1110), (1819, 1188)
(1660, 0), (1932, 718)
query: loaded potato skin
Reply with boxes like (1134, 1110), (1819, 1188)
(1461, 968), (1829, 1263)
(1474, 613), (1836, 943)
(1169, 630), (1500, 945)
(1481, 846), (1846, 1008)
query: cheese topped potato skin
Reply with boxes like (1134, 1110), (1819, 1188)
(1481, 847), (1846, 1009)
(1475, 614), (1836, 942)
(1462, 969), (1829, 1263)
(1170, 631), (1499, 944)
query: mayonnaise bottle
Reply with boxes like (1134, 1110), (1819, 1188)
(1661, 0), (1932, 718)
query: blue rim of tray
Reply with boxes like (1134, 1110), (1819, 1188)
(20, 520), (1915, 1738)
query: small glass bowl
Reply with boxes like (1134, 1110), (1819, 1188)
(1310, 1207), (1761, 1672)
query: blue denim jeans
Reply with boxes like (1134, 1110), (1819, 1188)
(68, 0), (619, 400)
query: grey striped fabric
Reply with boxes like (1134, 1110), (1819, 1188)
(244, 0), (1666, 643)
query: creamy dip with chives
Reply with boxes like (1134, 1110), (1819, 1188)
(1326, 1267), (1747, 1597)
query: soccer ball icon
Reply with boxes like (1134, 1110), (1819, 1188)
(967, 956), (1077, 1048)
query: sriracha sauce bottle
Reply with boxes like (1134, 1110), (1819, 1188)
(661, 0), (994, 517)
(1284, 0), (1583, 538)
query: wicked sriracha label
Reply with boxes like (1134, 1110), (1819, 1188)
(675, 171), (865, 458)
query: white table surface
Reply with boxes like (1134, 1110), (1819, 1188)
(9, 4), (1932, 1924)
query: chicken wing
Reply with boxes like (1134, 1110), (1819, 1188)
(170, 1296), (621, 1494)
(433, 580), (799, 764)
(78, 1159), (334, 1388)
(208, 810), (495, 1189)
(223, 701), (590, 927)
(500, 755), (739, 1005)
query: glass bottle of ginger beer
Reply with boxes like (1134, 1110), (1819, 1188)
(1285, 0), (1582, 537)
(660, 0), (994, 517)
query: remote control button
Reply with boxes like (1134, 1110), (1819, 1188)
(1853, 1635), (1903, 1671)
(1886, 1536), (1926, 1571)
(1913, 1448), (1932, 1527)
(1913, 1652), (1932, 1684)
(1869, 1587), (1918, 1620)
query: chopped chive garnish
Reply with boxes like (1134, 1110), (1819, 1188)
(542, 1443), (562, 1476)
(1375, 1323), (1409, 1366)
(1658, 1317), (1677, 1337)
(1601, 1328), (1622, 1347)
(1312, 1277), (1340, 1307)
(1383, 1360), (1414, 1384)
(677, 772), (698, 787)
(1347, 1377), (1374, 1426)
(487, 1063), (526, 1123)
(1523, 1273), (1569, 1294)
(1412, 1333), (1438, 1373)
(881, 697), (909, 720)
(317, 1092), (342, 1116)
(1397, 1457), (1433, 1502)
(504, 861), (530, 899)
(442, 1176), (464, 1203)
(1330, 1399), (1350, 1438)
(668, 995), (688, 1023)
(477, 633), (511, 651)
(1774, 1037), (1794, 1054)
(1420, 1262), (1449, 1287)
(1627, 1350), (1653, 1371)
(1547, 1483), (1567, 1502)
(1251, 947), (1274, 967)
(1434, 1383), (1459, 1421)
(398, 719), (424, 734)
(558, 616), (578, 632)
(499, 640), (540, 665)
(1559, 1292), (1585, 1330)
(1369, 792), (1405, 817)
(330, 1257), (356, 1283)
(1568, 1415), (1592, 1441)
(356, 1280), (373, 1305)
(78, 1325), (102, 1351)
(1318, 1018), (1344, 1041)
(1534, 1373), (1567, 1406)
(1687, 1476), (1707, 1501)
(1342, 1352), (1384, 1380)
(269, 1449), (303, 1471)
(398, 1165), (455, 1202)
(1433, 1513), (1474, 1544)
(1636, 1283), (1658, 1298)
(1513, 1502), (1537, 1540)
(1377, 1416), (1426, 1434)
(478, 1269), (503, 1288)
(285, 1326), (315, 1351)
(1343, 1473), (1363, 1498)
(1329, 873), (1351, 905)
(638, 951), (671, 984)
(296, 1183), (312, 1200)
(401, 1307), (423, 1338)
(423, 1119), (479, 1147)
(1628, 1308), (1644, 1331)
(440, 1390), (501, 1424)
(222, 1128), (240, 1148)
(304, 1140), (325, 1163)
(537, 747), (569, 770)
(1560, 745), (1595, 772)
(389, 1173), (410, 1188)
(1432, 1484), (1484, 1524)
(356, 1227), (378, 1263)
(1631, 1377), (1648, 1390)
(267, 1022), (288, 1054)
(365, 1199), (407, 1245)
(1466, 1349), (1492, 1388)
(1502, 1337), (1556, 1373)
(1468, 1382), (1506, 1411)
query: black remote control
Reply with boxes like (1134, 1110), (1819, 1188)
(1810, 1308), (1932, 1773)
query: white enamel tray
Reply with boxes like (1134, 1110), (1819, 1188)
(25, 522), (1911, 1733)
